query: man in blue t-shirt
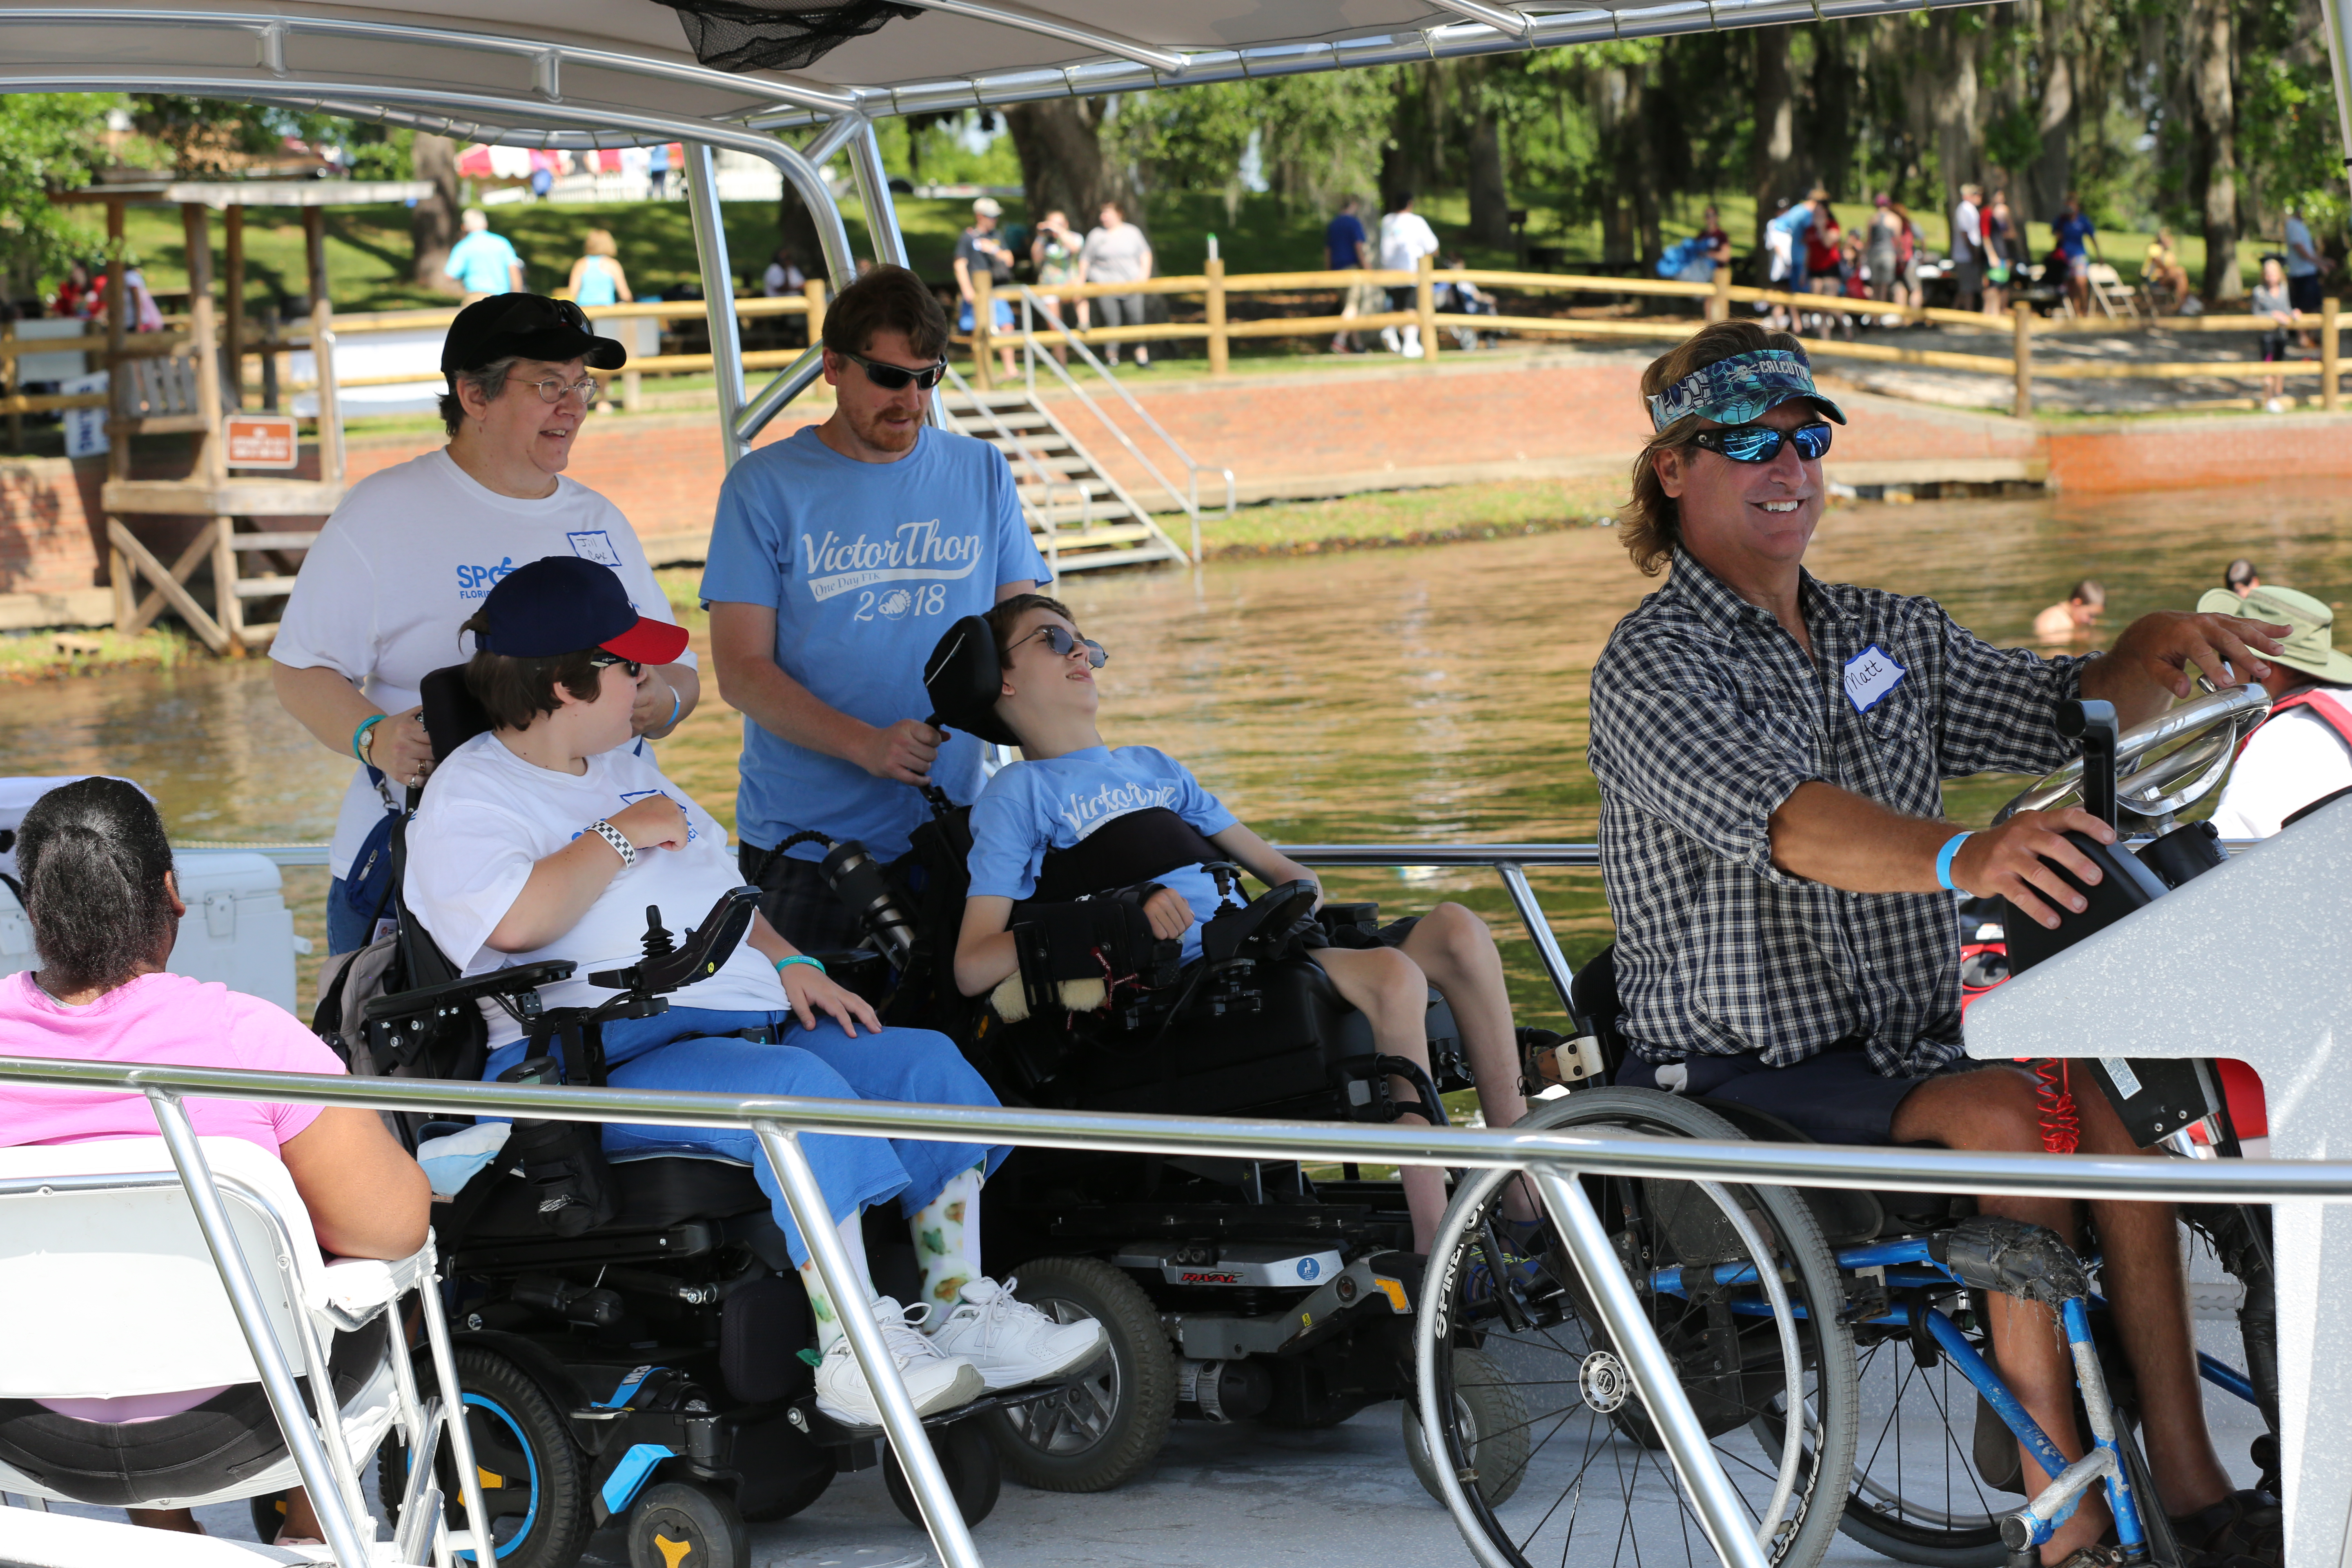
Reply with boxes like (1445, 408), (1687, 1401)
(2054, 192), (2101, 317)
(1323, 196), (1376, 354)
(443, 209), (524, 300)
(702, 266), (1048, 950)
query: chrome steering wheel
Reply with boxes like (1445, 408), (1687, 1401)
(1994, 683), (2271, 824)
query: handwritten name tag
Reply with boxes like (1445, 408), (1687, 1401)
(1842, 643), (1907, 713)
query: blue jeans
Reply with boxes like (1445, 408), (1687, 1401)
(483, 1007), (1007, 1266)
(325, 875), (383, 956)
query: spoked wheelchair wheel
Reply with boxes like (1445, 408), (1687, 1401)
(1420, 1090), (1858, 1568)
(1831, 1297), (2008, 1566)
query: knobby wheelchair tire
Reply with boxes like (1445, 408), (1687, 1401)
(1420, 1090), (1859, 1568)
(386, 1345), (592, 1568)
(984, 1256), (1175, 1493)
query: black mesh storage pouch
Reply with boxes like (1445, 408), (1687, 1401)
(662, 0), (922, 73)
(504, 1118), (619, 1238)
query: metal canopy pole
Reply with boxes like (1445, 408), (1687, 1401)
(143, 1091), (376, 1568)
(684, 142), (748, 469)
(753, 1123), (985, 1568)
(2326, 0), (2352, 192)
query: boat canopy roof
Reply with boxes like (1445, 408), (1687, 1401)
(0, 0), (2002, 143)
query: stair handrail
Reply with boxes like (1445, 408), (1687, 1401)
(938, 361), (1090, 576)
(1015, 287), (1235, 565)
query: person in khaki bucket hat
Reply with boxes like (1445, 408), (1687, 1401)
(2197, 583), (2352, 837)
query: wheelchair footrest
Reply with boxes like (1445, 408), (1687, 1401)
(784, 1378), (1075, 1447)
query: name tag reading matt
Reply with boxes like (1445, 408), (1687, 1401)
(1842, 644), (1906, 713)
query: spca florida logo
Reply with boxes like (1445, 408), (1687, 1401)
(457, 557), (519, 600)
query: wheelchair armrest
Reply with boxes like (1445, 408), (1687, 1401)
(1200, 879), (1319, 966)
(587, 886), (761, 995)
(361, 960), (577, 1024)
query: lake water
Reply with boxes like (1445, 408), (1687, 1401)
(7, 477), (2347, 1021)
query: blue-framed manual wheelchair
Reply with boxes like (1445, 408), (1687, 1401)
(746, 617), (1559, 1498)
(1415, 695), (2283, 1568)
(302, 666), (1076, 1568)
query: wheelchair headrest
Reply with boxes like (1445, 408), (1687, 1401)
(420, 664), (495, 764)
(923, 616), (1018, 748)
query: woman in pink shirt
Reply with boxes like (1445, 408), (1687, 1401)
(0, 777), (428, 1544)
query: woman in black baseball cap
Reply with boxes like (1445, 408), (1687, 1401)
(270, 294), (699, 958)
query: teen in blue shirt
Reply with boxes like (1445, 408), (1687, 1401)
(951, 594), (1540, 1254)
(704, 267), (1047, 951)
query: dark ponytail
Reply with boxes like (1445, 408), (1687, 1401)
(18, 778), (177, 994)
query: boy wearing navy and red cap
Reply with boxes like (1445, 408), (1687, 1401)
(401, 557), (1102, 1425)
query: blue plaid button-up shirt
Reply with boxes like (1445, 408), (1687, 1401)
(1588, 548), (2090, 1077)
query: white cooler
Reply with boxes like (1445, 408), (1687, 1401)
(0, 778), (305, 1017)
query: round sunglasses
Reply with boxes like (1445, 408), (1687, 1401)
(1011, 623), (1108, 669)
(1691, 422), (1835, 464)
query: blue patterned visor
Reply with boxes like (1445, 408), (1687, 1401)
(1645, 349), (1847, 432)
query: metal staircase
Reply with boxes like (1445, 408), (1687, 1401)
(937, 376), (1194, 575)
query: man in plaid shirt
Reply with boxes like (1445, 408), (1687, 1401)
(1587, 322), (2288, 1568)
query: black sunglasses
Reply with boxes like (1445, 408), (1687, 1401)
(839, 349), (949, 392)
(1012, 624), (1108, 668)
(588, 653), (644, 678)
(1690, 422), (1835, 464)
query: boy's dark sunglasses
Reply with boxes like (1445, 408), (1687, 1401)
(1691, 422), (1835, 463)
(1013, 624), (1108, 668)
(840, 350), (949, 392)
(588, 653), (644, 677)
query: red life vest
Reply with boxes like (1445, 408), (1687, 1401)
(2234, 686), (2352, 760)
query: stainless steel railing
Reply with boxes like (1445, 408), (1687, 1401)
(6, 1056), (2350, 1568)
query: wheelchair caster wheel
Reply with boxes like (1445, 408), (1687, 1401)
(884, 1415), (1000, 1528)
(246, 1491), (291, 1546)
(628, 1481), (747, 1568)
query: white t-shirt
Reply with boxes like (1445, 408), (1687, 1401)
(2207, 693), (2352, 840)
(1378, 211), (1440, 273)
(270, 449), (692, 878)
(402, 731), (784, 1046)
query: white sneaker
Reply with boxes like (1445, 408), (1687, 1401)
(1379, 327), (1402, 353)
(812, 1296), (986, 1425)
(2265, 397), (2289, 413)
(925, 1277), (1107, 1390)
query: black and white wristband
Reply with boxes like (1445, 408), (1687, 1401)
(588, 819), (636, 869)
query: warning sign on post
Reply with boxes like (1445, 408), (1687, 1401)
(224, 413), (300, 470)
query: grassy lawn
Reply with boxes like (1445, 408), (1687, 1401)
(60, 183), (2273, 323)
(1187, 478), (1628, 557)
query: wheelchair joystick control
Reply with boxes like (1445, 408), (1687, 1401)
(640, 906), (676, 960)
(2056, 698), (2120, 833)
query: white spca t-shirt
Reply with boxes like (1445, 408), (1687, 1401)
(402, 731), (783, 1046)
(271, 449), (692, 878)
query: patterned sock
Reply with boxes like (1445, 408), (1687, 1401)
(799, 1212), (873, 1354)
(909, 1163), (986, 1310)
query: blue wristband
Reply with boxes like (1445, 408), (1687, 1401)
(352, 713), (386, 763)
(774, 955), (826, 977)
(1935, 831), (1973, 892)
(666, 688), (682, 731)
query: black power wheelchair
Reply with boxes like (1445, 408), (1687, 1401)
(1415, 695), (2286, 1568)
(734, 615), (1560, 1500)
(301, 665), (1081, 1568)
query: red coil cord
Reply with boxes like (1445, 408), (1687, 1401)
(2035, 1058), (2080, 1154)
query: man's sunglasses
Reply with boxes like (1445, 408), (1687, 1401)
(839, 349), (949, 392)
(589, 653), (644, 677)
(1011, 624), (1108, 668)
(1690, 422), (1835, 464)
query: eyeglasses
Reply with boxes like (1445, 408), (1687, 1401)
(1690, 422), (1834, 464)
(1011, 624), (1108, 668)
(838, 350), (949, 392)
(508, 375), (602, 405)
(588, 653), (644, 677)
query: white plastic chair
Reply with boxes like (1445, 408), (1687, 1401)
(0, 1132), (484, 1565)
